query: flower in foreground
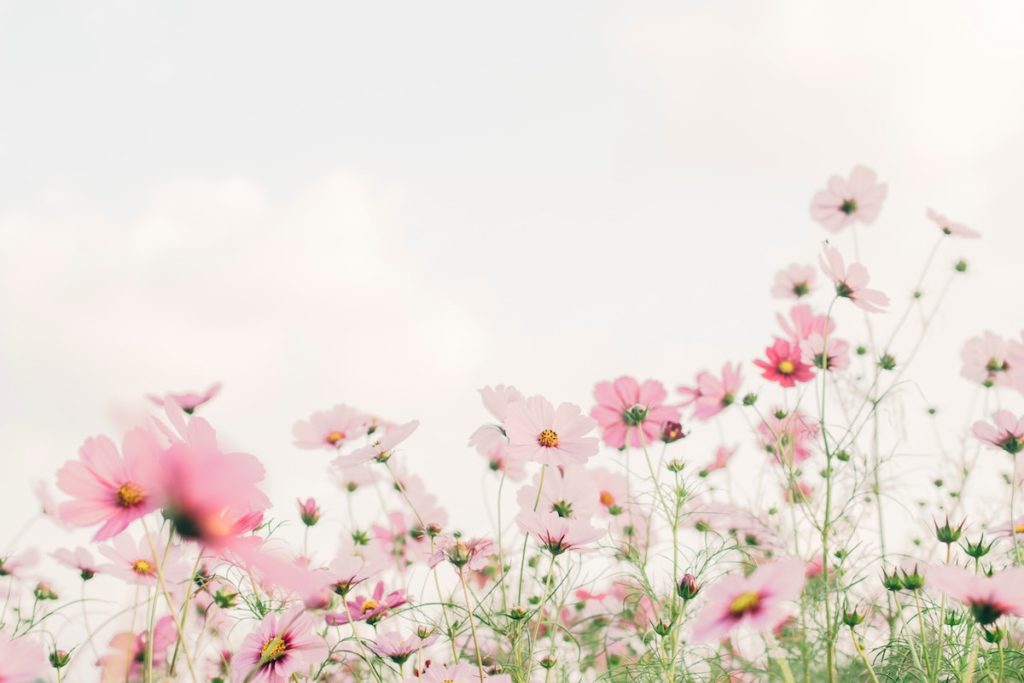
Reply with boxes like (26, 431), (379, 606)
(0, 633), (47, 683)
(927, 565), (1024, 625)
(292, 403), (370, 450)
(505, 396), (598, 466)
(147, 382), (221, 413)
(754, 338), (814, 388)
(333, 420), (419, 468)
(809, 165), (887, 232)
(690, 558), (806, 643)
(972, 411), (1024, 455)
(771, 263), (816, 299)
(679, 363), (742, 421)
(927, 208), (979, 239)
(819, 245), (889, 313)
(517, 510), (604, 556)
(233, 606), (328, 683)
(591, 376), (681, 449)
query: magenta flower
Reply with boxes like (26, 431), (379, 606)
(927, 565), (1024, 624)
(809, 165), (887, 232)
(56, 428), (161, 542)
(927, 208), (979, 239)
(0, 634), (46, 683)
(591, 376), (681, 449)
(754, 338), (814, 388)
(517, 509), (604, 556)
(333, 420), (419, 468)
(678, 362), (743, 421)
(146, 382), (221, 413)
(292, 403), (370, 450)
(233, 606), (328, 683)
(326, 580), (408, 626)
(819, 245), (889, 313)
(800, 333), (850, 372)
(690, 558), (805, 643)
(973, 411), (1024, 455)
(505, 396), (598, 467)
(771, 264), (816, 299)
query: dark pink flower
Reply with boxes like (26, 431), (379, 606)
(233, 606), (328, 682)
(326, 581), (408, 626)
(754, 339), (814, 388)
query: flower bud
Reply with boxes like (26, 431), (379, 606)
(934, 516), (964, 545)
(34, 582), (59, 601)
(900, 565), (925, 592)
(963, 535), (994, 559)
(297, 497), (321, 527)
(677, 573), (700, 601)
(661, 422), (686, 444)
(49, 650), (71, 669)
(881, 568), (903, 592)
(539, 656), (557, 670)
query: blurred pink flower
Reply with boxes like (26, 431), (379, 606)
(776, 304), (834, 342)
(809, 165), (887, 232)
(819, 245), (889, 312)
(961, 331), (1023, 388)
(690, 558), (805, 643)
(506, 396), (598, 467)
(98, 533), (188, 586)
(591, 376), (681, 449)
(973, 410), (1024, 455)
(468, 384), (525, 456)
(326, 581), (408, 626)
(411, 663), (512, 683)
(516, 466), (598, 520)
(927, 208), (979, 239)
(370, 630), (437, 665)
(801, 333), (850, 372)
(927, 565), (1024, 624)
(591, 467), (629, 516)
(702, 445), (737, 474)
(771, 264), (816, 299)
(679, 363), (742, 421)
(147, 382), (221, 413)
(333, 420), (419, 468)
(758, 409), (818, 465)
(233, 606), (328, 683)
(754, 338), (814, 388)
(53, 546), (100, 580)
(98, 615), (176, 683)
(517, 509), (603, 556)
(0, 548), (38, 578)
(292, 404), (370, 450)
(428, 536), (495, 572)
(0, 633), (47, 683)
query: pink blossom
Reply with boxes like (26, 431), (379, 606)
(809, 165), (887, 232)
(771, 264), (816, 299)
(927, 565), (1024, 624)
(233, 606), (329, 683)
(590, 467), (629, 516)
(409, 663), (512, 683)
(776, 304), (834, 342)
(754, 338), (814, 388)
(53, 546), (100, 580)
(370, 630), (438, 665)
(757, 410), (818, 465)
(960, 331), (1022, 388)
(0, 633), (47, 683)
(690, 558), (805, 643)
(478, 440), (527, 482)
(702, 445), (737, 475)
(428, 536), (495, 572)
(98, 615), (177, 682)
(819, 245), (889, 313)
(517, 509), (604, 555)
(328, 540), (388, 596)
(591, 376), (681, 449)
(332, 465), (379, 493)
(0, 548), (39, 578)
(678, 363), (743, 421)
(292, 403), (370, 450)
(927, 208), (979, 239)
(972, 411), (1024, 455)
(505, 396), (598, 467)
(56, 428), (161, 541)
(326, 581), (408, 626)
(333, 420), (419, 468)
(468, 384), (525, 457)
(800, 333), (850, 372)
(297, 497), (321, 526)
(98, 533), (189, 586)
(516, 466), (599, 520)
(147, 382), (221, 413)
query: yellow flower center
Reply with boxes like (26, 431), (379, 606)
(1015, 524), (1024, 534)
(116, 482), (145, 508)
(132, 559), (154, 576)
(729, 591), (760, 615)
(259, 635), (288, 663)
(599, 491), (615, 508)
(361, 598), (379, 612)
(537, 429), (560, 448)
(778, 360), (795, 375)
(326, 431), (345, 446)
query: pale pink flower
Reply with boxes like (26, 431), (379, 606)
(468, 384), (525, 456)
(590, 467), (629, 517)
(387, 465), (449, 531)
(56, 428), (161, 541)
(233, 606), (329, 683)
(53, 546), (100, 580)
(99, 533), (189, 586)
(516, 466), (599, 520)
(0, 548), (39, 578)
(333, 420), (419, 468)
(591, 377), (681, 449)
(819, 245), (889, 312)
(147, 382), (221, 413)
(33, 479), (66, 527)
(801, 333), (850, 372)
(98, 616), (176, 683)
(370, 631), (438, 665)
(478, 440), (527, 482)
(776, 304), (834, 342)
(702, 445), (737, 474)
(972, 411), (1024, 455)
(960, 331), (1022, 388)
(332, 465), (379, 493)
(757, 409), (818, 465)
(328, 540), (389, 596)
(679, 363), (743, 421)
(690, 558), (805, 643)
(428, 536), (495, 572)
(771, 264), (816, 299)
(0, 633), (47, 683)
(372, 510), (435, 566)
(326, 581), (408, 626)
(292, 404), (370, 450)
(506, 396), (598, 467)
(517, 509), (603, 555)
(754, 338), (814, 388)
(809, 165), (887, 232)
(927, 208), (979, 239)
(409, 663), (512, 683)
(927, 565), (1024, 624)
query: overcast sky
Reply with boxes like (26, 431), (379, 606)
(2, 1), (1023, 555)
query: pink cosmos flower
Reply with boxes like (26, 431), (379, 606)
(771, 264), (816, 299)
(516, 466), (599, 520)
(326, 581), (408, 626)
(409, 663), (512, 683)
(428, 536), (495, 572)
(53, 546), (100, 580)
(819, 245), (889, 313)
(800, 333), (850, 372)
(33, 480), (67, 527)
(505, 396), (599, 467)
(0, 549), (38, 578)
(517, 509), (604, 556)
(702, 445), (737, 475)
(690, 558), (806, 643)
(292, 404), (370, 451)
(478, 440), (528, 482)
(590, 467), (629, 517)
(757, 410), (818, 465)
(754, 339), (814, 388)
(333, 420), (419, 469)
(783, 480), (814, 504)
(927, 208), (980, 239)
(961, 331), (1023, 388)
(370, 631), (438, 665)
(972, 411), (1024, 455)
(0, 633), (47, 683)
(147, 382), (221, 413)
(776, 304), (834, 343)
(328, 540), (389, 596)
(233, 606), (329, 683)
(678, 363), (743, 421)
(927, 565), (1024, 624)
(809, 165), (887, 232)
(590, 377), (681, 449)
(468, 384), (525, 457)
(98, 615), (177, 683)
(332, 465), (379, 493)
(98, 533), (189, 587)
(56, 428), (161, 541)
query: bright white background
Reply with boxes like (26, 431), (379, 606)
(2, 2), (1023, 554)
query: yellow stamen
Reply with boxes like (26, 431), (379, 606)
(729, 591), (760, 615)
(360, 598), (379, 612)
(116, 482), (145, 507)
(1014, 524), (1024, 534)
(599, 491), (615, 508)
(537, 429), (560, 448)
(326, 431), (345, 446)
(132, 559), (154, 576)
(778, 360), (795, 375)
(259, 635), (288, 663)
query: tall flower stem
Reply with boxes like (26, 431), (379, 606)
(459, 567), (487, 682)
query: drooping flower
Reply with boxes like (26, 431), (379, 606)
(292, 404), (370, 451)
(800, 333), (850, 372)
(0, 632), (47, 683)
(53, 546), (100, 580)
(505, 396), (599, 467)
(771, 264), (816, 299)
(927, 565), (1024, 625)
(927, 208), (980, 239)
(690, 558), (806, 643)
(516, 466), (599, 520)
(326, 581), (408, 626)
(809, 165), (887, 232)
(961, 332), (1023, 388)
(333, 420), (419, 468)
(147, 382), (221, 413)
(590, 377), (681, 449)
(818, 245), (889, 313)
(973, 411), (1024, 455)
(516, 509), (604, 556)
(370, 631), (438, 666)
(233, 606), (329, 683)
(754, 338), (814, 388)
(56, 428), (161, 541)
(678, 363), (743, 421)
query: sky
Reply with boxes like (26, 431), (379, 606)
(2, 1), (1024, 559)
